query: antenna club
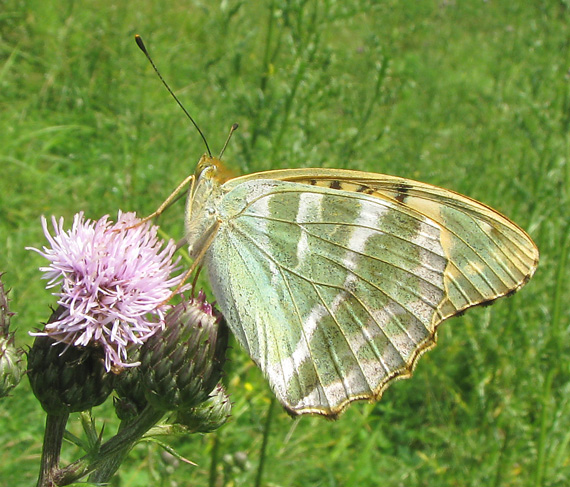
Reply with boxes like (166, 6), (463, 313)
(135, 34), (147, 53)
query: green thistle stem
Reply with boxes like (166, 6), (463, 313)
(36, 413), (69, 487)
(86, 421), (131, 484)
(254, 396), (276, 487)
(55, 405), (165, 485)
(208, 435), (220, 487)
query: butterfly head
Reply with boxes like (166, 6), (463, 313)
(194, 154), (235, 183)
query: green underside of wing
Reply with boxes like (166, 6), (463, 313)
(199, 177), (538, 416)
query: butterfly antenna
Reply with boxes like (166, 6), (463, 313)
(219, 123), (239, 159)
(135, 34), (212, 158)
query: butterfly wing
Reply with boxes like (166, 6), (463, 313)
(206, 170), (538, 417)
(225, 168), (539, 319)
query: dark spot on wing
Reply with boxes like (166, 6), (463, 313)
(357, 184), (375, 195)
(395, 182), (412, 203)
(330, 180), (342, 190)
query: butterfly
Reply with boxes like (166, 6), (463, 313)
(176, 154), (539, 418)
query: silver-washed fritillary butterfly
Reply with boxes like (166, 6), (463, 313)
(135, 35), (538, 418)
(182, 155), (538, 418)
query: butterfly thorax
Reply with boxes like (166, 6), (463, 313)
(185, 155), (225, 258)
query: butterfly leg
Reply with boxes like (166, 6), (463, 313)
(161, 219), (221, 305)
(139, 174), (196, 224)
(118, 174), (196, 233)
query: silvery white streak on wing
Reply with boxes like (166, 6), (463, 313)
(322, 201), (394, 396)
(269, 300), (328, 389)
(345, 199), (390, 267)
(334, 201), (442, 373)
(269, 199), (391, 391)
(264, 193), (331, 390)
(354, 312), (395, 374)
(295, 305), (436, 408)
(349, 202), (445, 340)
(274, 288), (356, 405)
(295, 192), (324, 268)
(296, 382), (328, 410)
(296, 364), (378, 409)
(272, 196), (445, 403)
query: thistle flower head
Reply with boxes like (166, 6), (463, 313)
(27, 211), (186, 371)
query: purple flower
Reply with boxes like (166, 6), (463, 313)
(27, 211), (186, 371)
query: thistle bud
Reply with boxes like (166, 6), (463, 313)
(0, 275), (24, 398)
(175, 383), (232, 433)
(139, 292), (228, 412)
(0, 336), (24, 398)
(27, 307), (115, 415)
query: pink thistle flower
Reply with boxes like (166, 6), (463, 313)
(27, 211), (186, 371)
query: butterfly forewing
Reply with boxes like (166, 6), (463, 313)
(189, 165), (538, 417)
(374, 181), (538, 315)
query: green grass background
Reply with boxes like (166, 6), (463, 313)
(0, 0), (568, 486)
